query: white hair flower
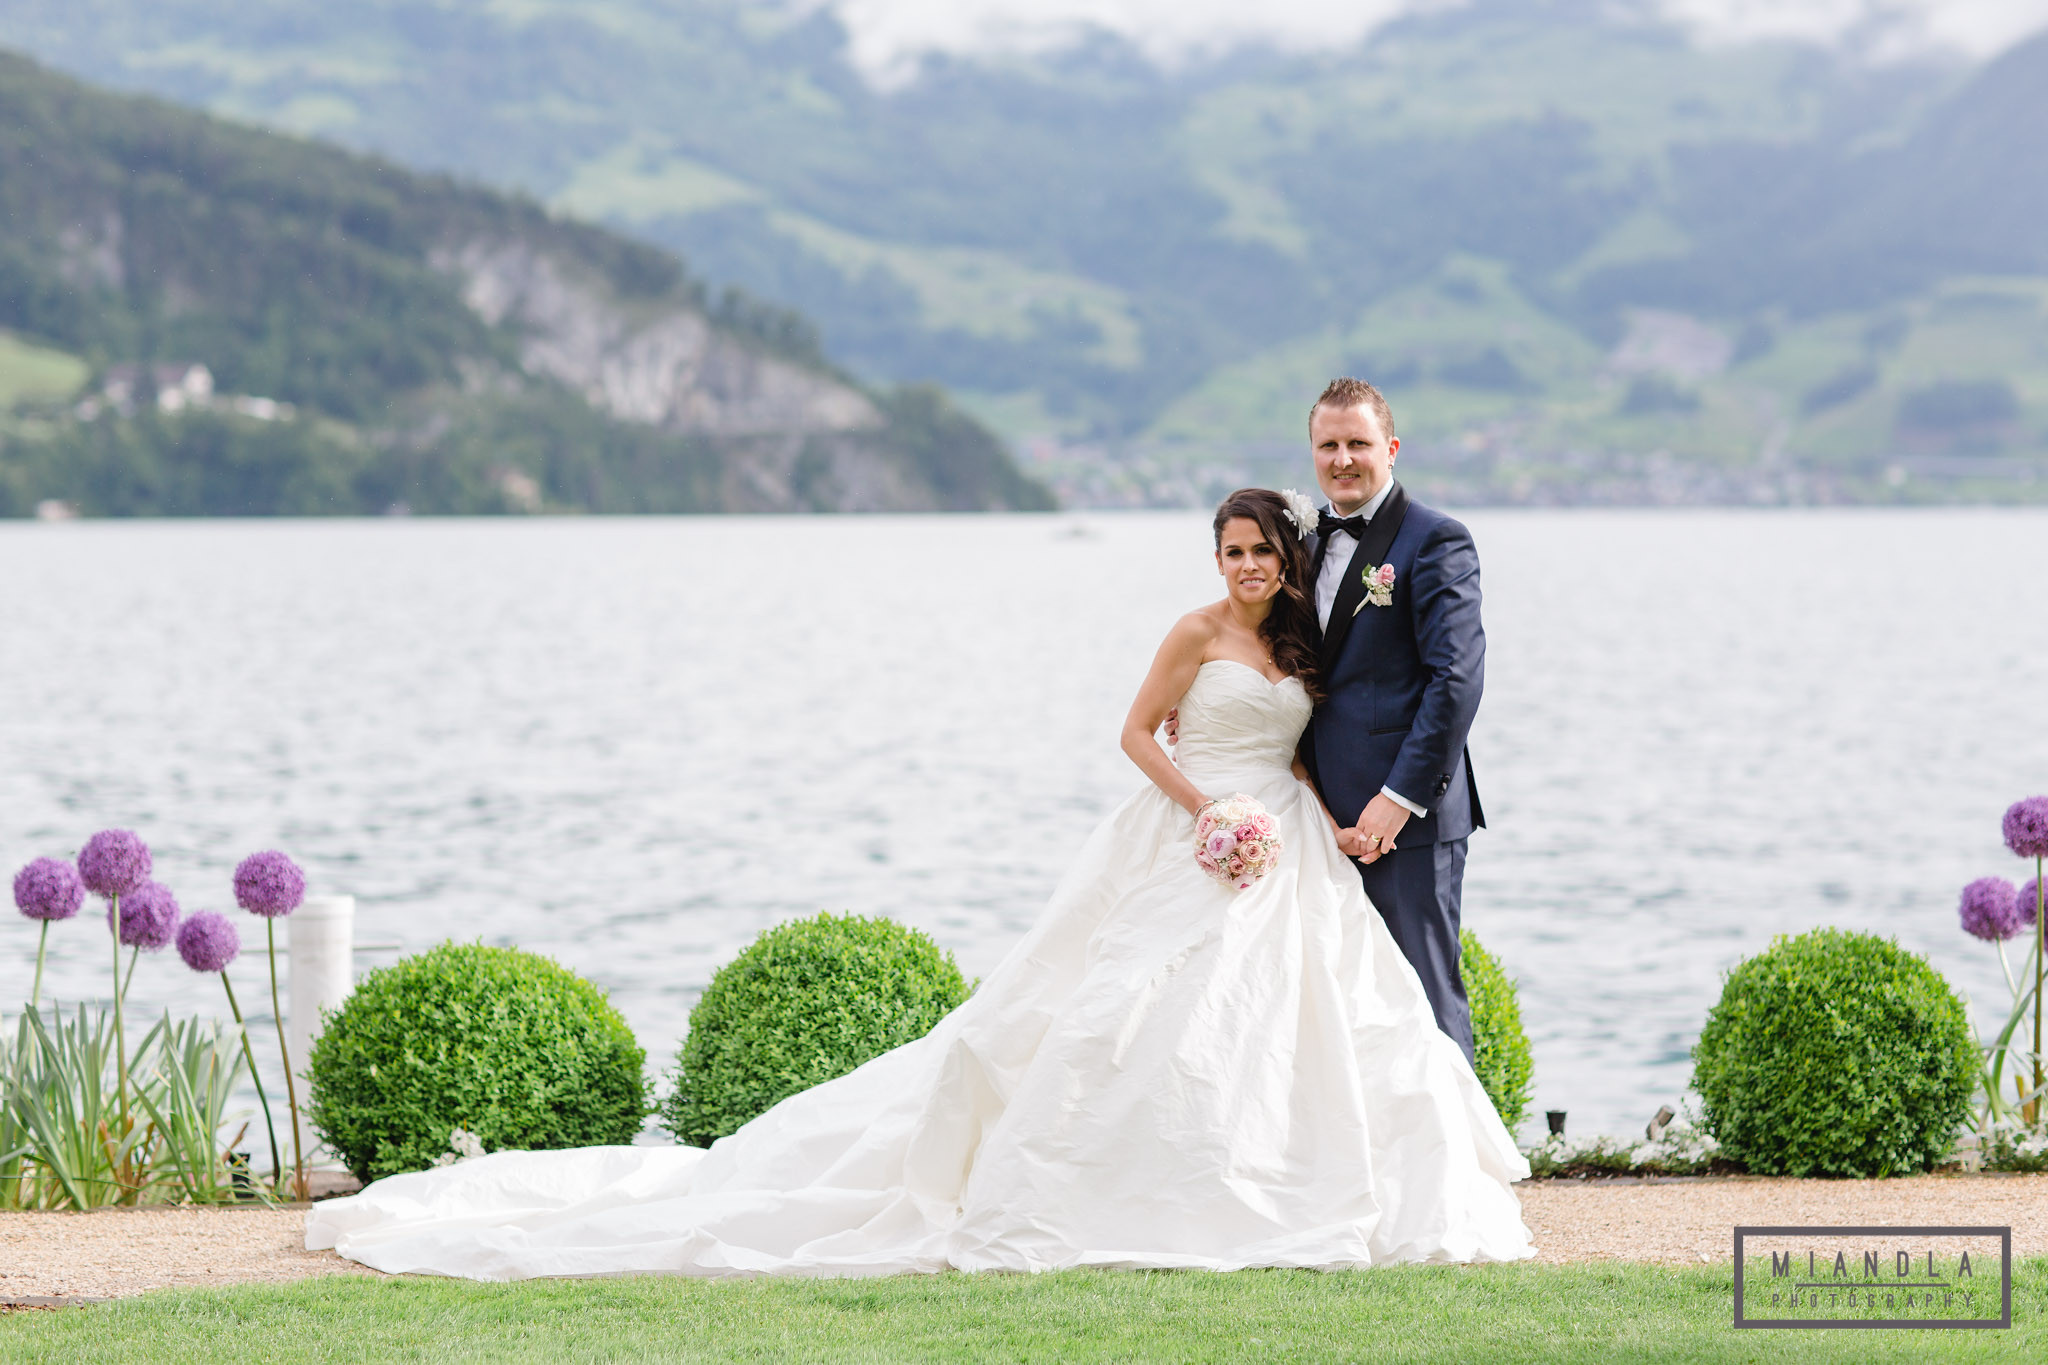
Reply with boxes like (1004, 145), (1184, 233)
(1278, 488), (1318, 540)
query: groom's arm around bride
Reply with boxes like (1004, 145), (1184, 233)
(1303, 378), (1486, 1063)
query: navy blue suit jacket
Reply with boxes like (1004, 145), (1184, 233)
(1304, 482), (1486, 846)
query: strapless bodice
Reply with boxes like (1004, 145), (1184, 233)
(1172, 659), (1312, 781)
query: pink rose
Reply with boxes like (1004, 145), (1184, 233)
(1234, 876), (1256, 891)
(1375, 564), (1396, 587)
(1207, 831), (1238, 859)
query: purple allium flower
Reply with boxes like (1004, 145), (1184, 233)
(78, 829), (152, 898)
(109, 880), (181, 950)
(2005, 797), (2048, 860)
(233, 850), (305, 917)
(13, 857), (85, 921)
(2019, 878), (2045, 929)
(175, 910), (240, 973)
(1960, 877), (2023, 942)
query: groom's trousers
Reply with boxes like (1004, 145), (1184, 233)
(1354, 837), (1473, 1064)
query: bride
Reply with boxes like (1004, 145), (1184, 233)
(308, 489), (1534, 1278)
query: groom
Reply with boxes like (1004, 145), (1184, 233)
(1302, 377), (1486, 1063)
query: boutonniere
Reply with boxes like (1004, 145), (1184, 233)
(1353, 563), (1396, 615)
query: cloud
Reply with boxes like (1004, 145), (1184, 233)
(1658, 0), (2048, 59)
(805, 0), (2048, 82)
(824, 0), (1439, 79)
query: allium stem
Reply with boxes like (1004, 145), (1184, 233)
(268, 919), (306, 1202)
(110, 892), (129, 1132)
(2035, 855), (2044, 1128)
(30, 920), (49, 1010)
(219, 972), (282, 1194)
(120, 945), (139, 1002)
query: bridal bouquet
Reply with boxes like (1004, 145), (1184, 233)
(1194, 794), (1284, 892)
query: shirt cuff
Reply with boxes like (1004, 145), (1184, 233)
(1381, 785), (1427, 818)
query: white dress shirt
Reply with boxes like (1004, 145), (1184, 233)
(1313, 480), (1426, 820)
(1314, 478), (1395, 630)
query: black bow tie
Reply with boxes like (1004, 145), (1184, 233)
(1317, 510), (1367, 539)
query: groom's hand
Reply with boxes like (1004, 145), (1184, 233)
(1353, 795), (1412, 865)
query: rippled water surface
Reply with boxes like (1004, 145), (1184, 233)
(4, 510), (2046, 1140)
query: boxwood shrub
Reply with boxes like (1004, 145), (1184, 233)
(1462, 928), (1534, 1134)
(662, 912), (970, 1148)
(307, 941), (649, 1180)
(1692, 928), (1976, 1177)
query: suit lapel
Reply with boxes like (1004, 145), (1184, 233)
(1318, 481), (1409, 669)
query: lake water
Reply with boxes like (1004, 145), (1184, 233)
(4, 510), (2046, 1143)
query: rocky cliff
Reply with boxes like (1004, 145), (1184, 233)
(0, 51), (1053, 516)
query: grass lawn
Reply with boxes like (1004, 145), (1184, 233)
(4, 1259), (2044, 1363)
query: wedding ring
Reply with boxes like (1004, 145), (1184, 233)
(1367, 833), (1383, 846)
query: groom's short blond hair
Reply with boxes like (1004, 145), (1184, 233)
(1310, 377), (1396, 441)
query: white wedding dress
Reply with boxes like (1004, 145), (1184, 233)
(308, 660), (1534, 1278)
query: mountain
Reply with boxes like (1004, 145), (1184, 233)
(6, 1), (2047, 505)
(0, 50), (1053, 516)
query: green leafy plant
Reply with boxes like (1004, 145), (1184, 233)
(662, 913), (970, 1148)
(1692, 928), (1977, 1177)
(3, 1004), (154, 1207)
(132, 1015), (252, 1204)
(0, 1004), (251, 1208)
(1462, 929), (1534, 1134)
(306, 942), (649, 1181)
(1523, 1117), (1735, 1179)
(1980, 1123), (2048, 1173)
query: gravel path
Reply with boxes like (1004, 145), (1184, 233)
(6, 1175), (2047, 1301)
(1517, 1173), (2048, 1265)
(0, 1207), (372, 1303)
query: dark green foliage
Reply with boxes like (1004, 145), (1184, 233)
(1692, 928), (1976, 1177)
(1801, 363), (1880, 415)
(0, 394), (731, 517)
(872, 386), (1058, 512)
(1, 411), (373, 516)
(1460, 929), (1534, 1134)
(663, 913), (970, 1149)
(1730, 318), (1777, 365)
(1620, 374), (1701, 416)
(0, 50), (1049, 515)
(307, 942), (649, 1181)
(1438, 348), (1536, 394)
(1898, 380), (2020, 432)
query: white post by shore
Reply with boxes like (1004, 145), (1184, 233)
(288, 894), (355, 1091)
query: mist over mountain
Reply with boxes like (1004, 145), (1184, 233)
(7, 0), (2046, 505)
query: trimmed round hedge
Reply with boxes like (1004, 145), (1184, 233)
(307, 941), (649, 1180)
(1692, 928), (1976, 1177)
(1462, 928), (1534, 1134)
(663, 912), (970, 1148)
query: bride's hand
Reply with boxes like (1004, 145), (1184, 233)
(1353, 795), (1411, 865)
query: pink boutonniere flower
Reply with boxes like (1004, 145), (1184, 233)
(1353, 562), (1396, 614)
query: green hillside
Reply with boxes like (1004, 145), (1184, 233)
(0, 51), (1052, 516)
(8, 0), (2048, 505)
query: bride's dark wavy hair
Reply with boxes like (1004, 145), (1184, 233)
(1212, 488), (1323, 702)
